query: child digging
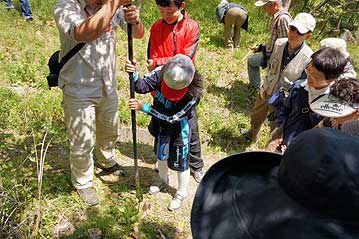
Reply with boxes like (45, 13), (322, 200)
(126, 54), (203, 211)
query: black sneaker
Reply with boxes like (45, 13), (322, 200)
(77, 187), (99, 206)
(191, 169), (204, 183)
(239, 128), (258, 142)
(95, 162), (125, 176)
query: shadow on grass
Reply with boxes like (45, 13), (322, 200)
(62, 162), (179, 238)
(98, 141), (177, 195)
(0, 136), (167, 199)
(69, 201), (140, 238)
(0, 136), (74, 196)
(207, 126), (252, 153)
(70, 207), (180, 238)
(1, 135), (179, 238)
(97, 164), (176, 196)
(116, 141), (157, 165)
(207, 79), (255, 116)
(209, 33), (225, 48)
(138, 219), (183, 239)
(205, 79), (256, 153)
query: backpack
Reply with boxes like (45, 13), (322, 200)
(267, 87), (287, 122)
(46, 43), (85, 89)
(296, 86), (312, 128)
(267, 85), (312, 127)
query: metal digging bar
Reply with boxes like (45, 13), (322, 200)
(127, 0), (143, 202)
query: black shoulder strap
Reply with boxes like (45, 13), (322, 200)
(298, 86), (312, 128)
(59, 43), (86, 68)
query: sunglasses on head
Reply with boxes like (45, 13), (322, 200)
(289, 26), (305, 36)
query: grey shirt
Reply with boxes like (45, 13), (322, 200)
(54, 0), (126, 97)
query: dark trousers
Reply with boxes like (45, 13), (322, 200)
(189, 110), (203, 172)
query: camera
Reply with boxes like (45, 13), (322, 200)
(46, 44), (85, 89)
(47, 73), (59, 88)
(46, 50), (61, 89)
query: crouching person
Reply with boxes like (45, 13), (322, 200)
(216, 0), (249, 49)
(127, 54), (203, 211)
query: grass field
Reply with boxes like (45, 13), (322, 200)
(0, 0), (358, 238)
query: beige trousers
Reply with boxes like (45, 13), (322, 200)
(224, 8), (247, 48)
(63, 93), (119, 189)
(247, 91), (275, 139)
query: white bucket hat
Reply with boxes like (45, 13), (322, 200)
(310, 94), (358, 118)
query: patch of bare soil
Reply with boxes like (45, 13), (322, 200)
(114, 127), (224, 238)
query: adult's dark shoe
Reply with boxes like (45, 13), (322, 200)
(191, 169), (204, 183)
(96, 162), (125, 176)
(77, 187), (99, 206)
(240, 128), (258, 142)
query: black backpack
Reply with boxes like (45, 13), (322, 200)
(46, 43), (85, 89)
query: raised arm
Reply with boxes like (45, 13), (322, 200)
(123, 5), (144, 39)
(74, 0), (132, 42)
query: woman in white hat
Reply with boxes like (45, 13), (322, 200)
(310, 77), (359, 131)
(319, 38), (357, 79)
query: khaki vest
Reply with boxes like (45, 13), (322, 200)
(261, 38), (313, 98)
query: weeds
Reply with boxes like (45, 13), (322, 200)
(0, 183), (32, 238)
(32, 132), (52, 234)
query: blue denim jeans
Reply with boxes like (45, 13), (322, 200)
(3, 0), (33, 18)
(247, 52), (264, 89)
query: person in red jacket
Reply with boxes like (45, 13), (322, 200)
(147, 0), (200, 71)
(147, 0), (204, 183)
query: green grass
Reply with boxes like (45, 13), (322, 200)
(0, 0), (358, 238)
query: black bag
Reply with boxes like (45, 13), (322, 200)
(46, 43), (85, 89)
(258, 44), (268, 69)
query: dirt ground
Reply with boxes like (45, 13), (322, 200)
(110, 126), (265, 238)
(114, 127), (228, 238)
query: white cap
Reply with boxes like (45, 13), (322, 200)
(220, 0), (228, 4)
(310, 94), (358, 118)
(289, 13), (316, 34)
(254, 0), (278, 7)
(319, 38), (349, 58)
